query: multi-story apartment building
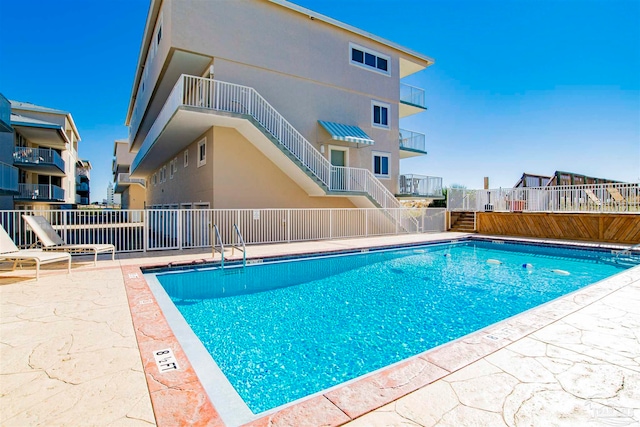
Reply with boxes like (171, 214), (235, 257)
(113, 139), (146, 209)
(0, 99), (81, 210)
(125, 0), (440, 222)
(0, 94), (19, 210)
(75, 160), (92, 205)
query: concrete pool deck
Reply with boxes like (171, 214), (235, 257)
(1, 232), (638, 426)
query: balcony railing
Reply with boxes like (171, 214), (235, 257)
(13, 147), (65, 173)
(399, 129), (427, 153)
(77, 182), (89, 193)
(400, 83), (426, 109)
(117, 173), (146, 187)
(399, 175), (444, 198)
(0, 162), (19, 194)
(16, 184), (65, 201)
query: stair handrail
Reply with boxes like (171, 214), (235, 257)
(231, 223), (246, 268)
(183, 75), (417, 232)
(212, 224), (224, 268)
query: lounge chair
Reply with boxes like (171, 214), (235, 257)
(22, 215), (115, 266)
(606, 187), (627, 210)
(583, 189), (602, 207)
(0, 225), (71, 280)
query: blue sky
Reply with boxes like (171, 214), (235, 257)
(1, 0), (638, 201)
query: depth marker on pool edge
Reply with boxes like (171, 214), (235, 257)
(154, 348), (180, 373)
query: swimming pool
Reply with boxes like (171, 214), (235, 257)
(149, 239), (632, 419)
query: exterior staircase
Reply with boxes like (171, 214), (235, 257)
(166, 75), (419, 232)
(449, 211), (476, 232)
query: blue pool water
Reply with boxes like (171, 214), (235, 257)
(155, 240), (629, 413)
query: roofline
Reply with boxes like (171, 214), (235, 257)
(126, 0), (161, 125)
(269, 0), (435, 65)
(125, 0), (435, 124)
(11, 100), (81, 142)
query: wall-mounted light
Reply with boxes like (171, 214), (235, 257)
(320, 145), (325, 154)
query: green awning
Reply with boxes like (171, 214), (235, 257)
(318, 121), (374, 145)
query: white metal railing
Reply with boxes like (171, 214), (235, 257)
(16, 184), (65, 201)
(447, 183), (640, 213)
(13, 147), (65, 172)
(116, 173), (146, 187)
(400, 83), (426, 109)
(0, 208), (446, 253)
(399, 128), (426, 153)
(0, 162), (19, 193)
(399, 175), (443, 198)
(132, 75), (418, 232)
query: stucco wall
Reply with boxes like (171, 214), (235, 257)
(145, 125), (356, 209)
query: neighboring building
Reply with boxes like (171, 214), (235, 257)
(0, 94), (19, 210)
(514, 171), (622, 188)
(106, 182), (115, 206)
(113, 139), (146, 209)
(124, 0), (439, 222)
(76, 160), (91, 205)
(0, 99), (81, 210)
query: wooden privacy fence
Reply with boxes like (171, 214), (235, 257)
(477, 212), (640, 244)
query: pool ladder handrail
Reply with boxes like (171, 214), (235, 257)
(212, 224), (225, 268)
(611, 242), (640, 266)
(231, 223), (247, 268)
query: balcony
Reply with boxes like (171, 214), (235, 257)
(0, 93), (11, 133)
(115, 173), (146, 193)
(13, 147), (66, 176)
(0, 162), (19, 195)
(400, 83), (427, 118)
(77, 182), (89, 193)
(16, 184), (65, 201)
(397, 175), (444, 199)
(399, 129), (427, 158)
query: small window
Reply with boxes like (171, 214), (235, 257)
(183, 149), (189, 167)
(170, 158), (177, 179)
(157, 25), (162, 45)
(152, 173), (157, 186)
(350, 43), (390, 76)
(372, 101), (390, 128)
(373, 152), (390, 178)
(197, 138), (207, 167)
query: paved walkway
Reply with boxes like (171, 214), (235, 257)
(1, 233), (638, 426)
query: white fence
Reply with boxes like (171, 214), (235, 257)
(0, 208), (446, 253)
(448, 183), (640, 213)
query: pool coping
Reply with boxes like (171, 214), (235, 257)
(121, 236), (639, 426)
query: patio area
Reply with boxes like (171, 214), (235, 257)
(1, 233), (639, 426)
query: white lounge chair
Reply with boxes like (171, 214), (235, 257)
(22, 215), (115, 266)
(0, 225), (71, 280)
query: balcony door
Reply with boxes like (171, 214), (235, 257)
(329, 146), (348, 191)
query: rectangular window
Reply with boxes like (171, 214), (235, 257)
(170, 158), (177, 179)
(152, 173), (157, 186)
(350, 43), (390, 76)
(372, 101), (390, 128)
(183, 149), (189, 168)
(197, 138), (207, 167)
(373, 152), (390, 178)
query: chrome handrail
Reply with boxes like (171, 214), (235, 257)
(212, 224), (224, 268)
(232, 223), (246, 268)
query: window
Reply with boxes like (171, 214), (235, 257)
(160, 165), (166, 183)
(372, 152), (390, 178)
(350, 43), (390, 75)
(183, 149), (189, 167)
(170, 157), (177, 179)
(372, 101), (390, 128)
(152, 173), (157, 186)
(197, 138), (207, 167)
